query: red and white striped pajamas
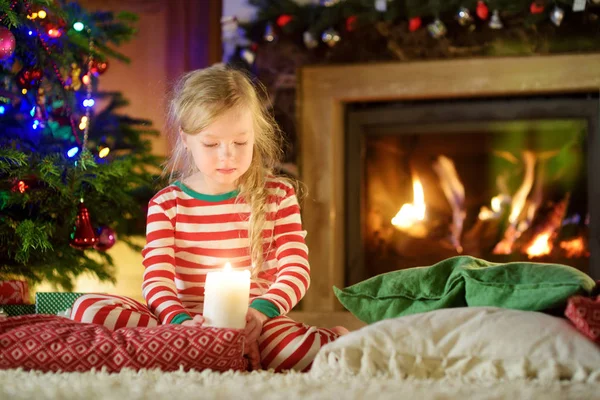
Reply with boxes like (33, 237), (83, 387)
(70, 178), (339, 371)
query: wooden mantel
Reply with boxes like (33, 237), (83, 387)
(298, 54), (600, 312)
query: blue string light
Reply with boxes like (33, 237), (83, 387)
(67, 146), (79, 158)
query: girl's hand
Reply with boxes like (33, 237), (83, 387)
(244, 308), (268, 343)
(181, 314), (205, 327)
(245, 341), (262, 371)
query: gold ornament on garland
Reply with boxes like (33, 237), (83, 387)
(321, 28), (341, 47)
(456, 7), (475, 31)
(65, 63), (82, 91)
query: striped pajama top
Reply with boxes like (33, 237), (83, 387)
(141, 177), (310, 324)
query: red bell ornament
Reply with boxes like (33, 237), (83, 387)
(70, 201), (98, 250)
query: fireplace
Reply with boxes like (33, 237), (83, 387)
(345, 95), (598, 286)
(298, 54), (600, 312)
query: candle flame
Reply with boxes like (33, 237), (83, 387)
(224, 262), (232, 272)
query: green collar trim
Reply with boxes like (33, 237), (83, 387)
(174, 181), (239, 202)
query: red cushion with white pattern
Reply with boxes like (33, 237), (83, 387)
(0, 315), (248, 373)
(565, 295), (600, 344)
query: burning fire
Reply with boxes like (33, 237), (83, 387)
(391, 176), (426, 229)
(525, 232), (552, 259)
(560, 238), (589, 258)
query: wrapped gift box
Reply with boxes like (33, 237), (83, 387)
(0, 280), (30, 305)
(35, 292), (86, 315)
(1, 304), (36, 316)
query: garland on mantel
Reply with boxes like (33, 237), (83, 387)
(225, 0), (600, 66)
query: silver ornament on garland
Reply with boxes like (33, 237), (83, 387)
(456, 7), (474, 26)
(303, 31), (319, 49)
(321, 28), (341, 47)
(263, 22), (276, 42)
(374, 0), (389, 12)
(489, 10), (503, 29)
(427, 19), (447, 39)
(550, 6), (565, 26)
(240, 48), (256, 65)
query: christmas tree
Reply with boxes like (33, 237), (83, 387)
(0, 0), (161, 290)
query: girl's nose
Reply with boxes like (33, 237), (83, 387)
(219, 143), (234, 159)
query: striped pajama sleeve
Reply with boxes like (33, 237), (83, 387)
(253, 184), (310, 315)
(141, 199), (190, 324)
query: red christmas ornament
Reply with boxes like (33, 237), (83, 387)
(530, 2), (545, 14)
(408, 17), (422, 32)
(346, 15), (358, 32)
(16, 68), (43, 90)
(476, 1), (489, 20)
(276, 14), (293, 27)
(47, 27), (63, 38)
(70, 201), (98, 250)
(89, 59), (109, 76)
(94, 226), (117, 252)
(0, 27), (16, 61)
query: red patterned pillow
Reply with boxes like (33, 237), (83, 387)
(0, 315), (248, 373)
(565, 295), (600, 344)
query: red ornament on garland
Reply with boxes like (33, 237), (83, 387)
(16, 68), (43, 90)
(476, 1), (489, 20)
(346, 15), (357, 32)
(89, 59), (109, 76)
(0, 27), (16, 61)
(94, 226), (117, 252)
(276, 14), (293, 28)
(408, 17), (422, 32)
(70, 201), (98, 250)
(530, 2), (545, 14)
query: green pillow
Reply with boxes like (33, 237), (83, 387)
(334, 256), (595, 324)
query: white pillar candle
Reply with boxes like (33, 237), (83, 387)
(203, 262), (251, 329)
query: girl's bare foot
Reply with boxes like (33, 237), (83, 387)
(331, 325), (350, 336)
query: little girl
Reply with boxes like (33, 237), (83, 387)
(70, 64), (347, 372)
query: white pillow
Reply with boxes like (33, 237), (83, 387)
(311, 307), (600, 381)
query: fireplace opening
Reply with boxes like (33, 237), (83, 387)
(345, 95), (599, 286)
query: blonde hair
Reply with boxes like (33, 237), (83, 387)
(165, 64), (285, 276)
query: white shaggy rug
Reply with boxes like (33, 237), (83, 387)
(1, 368), (600, 400)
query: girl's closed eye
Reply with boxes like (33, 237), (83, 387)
(235, 141), (248, 146)
(202, 142), (219, 148)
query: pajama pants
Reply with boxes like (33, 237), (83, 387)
(69, 294), (339, 372)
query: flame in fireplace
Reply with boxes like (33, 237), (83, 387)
(525, 232), (552, 258)
(493, 151), (537, 254)
(560, 238), (589, 258)
(391, 176), (426, 229)
(433, 155), (465, 253)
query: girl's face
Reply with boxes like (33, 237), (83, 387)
(181, 106), (255, 194)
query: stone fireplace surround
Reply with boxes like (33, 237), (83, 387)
(297, 54), (600, 313)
